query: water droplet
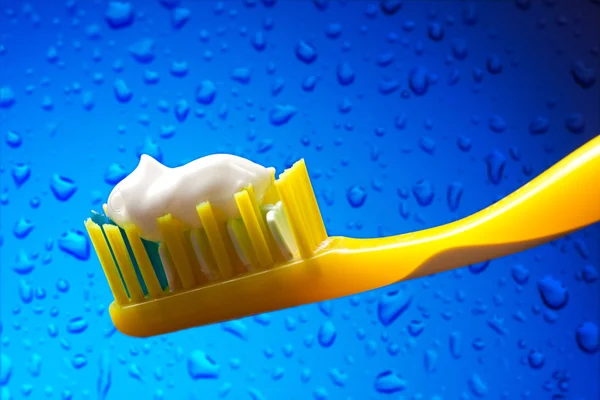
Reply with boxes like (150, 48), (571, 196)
(336, 62), (355, 85)
(346, 185), (366, 208)
(485, 150), (506, 184)
(450, 331), (462, 358)
(374, 370), (406, 394)
(19, 280), (33, 304)
(104, 163), (129, 185)
(67, 316), (88, 334)
(424, 349), (438, 372)
(452, 38), (468, 60)
(457, 136), (471, 151)
(13, 250), (35, 275)
(486, 54), (503, 74)
(378, 289), (412, 326)
(187, 351), (219, 379)
(378, 78), (400, 95)
(528, 350), (545, 369)
(537, 275), (568, 310)
(325, 23), (342, 39)
(408, 320), (424, 337)
(221, 321), (248, 340)
(565, 113), (585, 134)
(529, 116), (549, 135)
(13, 217), (34, 239)
(576, 321), (598, 354)
(113, 79), (132, 102)
(469, 260), (490, 274)
(269, 104), (296, 126)
(98, 351), (112, 400)
(319, 301), (333, 317)
(418, 136), (436, 154)
(27, 353), (41, 377)
(56, 278), (70, 293)
(5, 131), (22, 148)
(0, 86), (16, 108)
(50, 175), (77, 201)
(105, 1), (134, 29)
(409, 67), (429, 95)
(174, 100), (189, 122)
(447, 182), (463, 211)
(0, 354), (12, 385)
(428, 22), (444, 41)
(380, 0), (403, 15)
(72, 354), (88, 369)
(58, 230), (90, 261)
(570, 60), (596, 89)
(171, 7), (190, 29)
(12, 163), (31, 187)
(468, 373), (488, 397)
(318, 321), (337, 347)
(129, 39), (155, 63)
(136, 138), (163, 162)
(196, 80), (217, 104)
(412, 180), (434, 206)
(582, 264), (598, 283)
(251, 32), (267, 51)
(295, 41), (317, 64)
(489, 115), (507, 133)
(231, 67), (251, 84)
(511, 264), (529, 284)
(144, 70), (160, 84)
(302, 75), (317, 91)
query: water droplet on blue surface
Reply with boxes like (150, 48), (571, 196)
(319, 301), (333, 317)
(129, 39), (155, 63)
(576, 321), (598, 354)
(137, 138), (163, 162)
(537, 275), (568, 310)
(408, 320), (424, 337)
(452, 38), (468, 60)
(450, 331), (462, 358)
(196, 81), (216, 104)
(428, 22), (444, 41)
(529, 116), (549, 135)
(469, 260), (490, 274)
(485, 150), (506, 184)
(409, 67), (429, 95)
(489, 115), (507, 133)
(105, 2), (134, 29)
(511, 264), (529, 284)
(13, 217), (34, 239)
(565, 113), (585, 134)
(424, 349), (438, 372)
(0, 86), (16, 108)
(171, 7), (190, 29)
(67, 316), (88, 334)
(188, 351), (219, 379)
(27, 353), (41, 377)
(58, 230), (90, 261)
(380, 0), (403, 15)
(412, 180), (434, 206)
(582, 264), (598, 283)
(269, 104), (296, 126)
(98, 351), (112, 400)
(302, 75), (318, 91)
(337, 62), (355, 85)
(231, 67), (251, 84)
(346, 185), (366, 208)
(469, 373), (488, 397)
(113, 79), (132, 102)
(19, 280), (33, 303)
(12, 163), (31, 187)
(221, 320), (248, 340)
(295, 41), (317, 64)
(13, 250), (35, 275)
(378, 289), (412, 326)
(72, 354), (88, 369)
(144, 70), (160, 84)
(325, 23), (342, 39)
(0, 354), (12, 385)
(447, 182), (463, 211)
(570, 60), (596, 89)
(104, 163), (129, 185)
(251, 32), (266, 51)
(486, 54), (503, 74)
(374, 370), (406, 393)
(528, 350), (545, 369)
(50, 174), (77, 201)
(5, 131), (22, 148)
(318, 321), (337, 347)
(174, 100), (189, 122)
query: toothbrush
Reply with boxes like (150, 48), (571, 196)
(85, 134), (600, 338)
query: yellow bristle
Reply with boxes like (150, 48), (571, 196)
(157, 214), (197, 290)
(85, 219), (128, 305)
(235, 187), (273, 269)
(123, 226), (163, 299)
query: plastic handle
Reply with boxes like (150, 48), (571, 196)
(325, 134), (600, 293)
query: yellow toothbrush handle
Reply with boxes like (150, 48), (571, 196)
(319, 134), (600, 296)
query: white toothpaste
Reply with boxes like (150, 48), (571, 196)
(106, 154), (275, 242)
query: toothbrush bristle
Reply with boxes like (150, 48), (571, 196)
(84, 159), (328, 305)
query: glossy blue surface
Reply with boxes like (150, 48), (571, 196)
(1, 1), (599, 399)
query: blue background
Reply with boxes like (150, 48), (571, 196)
(1, 0), (599, 399)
